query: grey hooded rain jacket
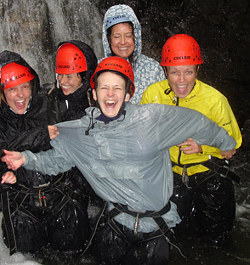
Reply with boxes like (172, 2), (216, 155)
(23, 103), (236, 233)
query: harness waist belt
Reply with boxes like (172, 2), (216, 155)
(108, 202), (171, 236)
(173, 158), (240, 184)
(107, 201), (188, 260)
(109, 201), (171, 219)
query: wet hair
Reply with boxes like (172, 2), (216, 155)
(107, 22), (135, 66)
(94, 70), (132, 97)
(78, 71), (87, 84)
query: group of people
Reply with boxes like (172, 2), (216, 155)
(0, 4), (242, 265)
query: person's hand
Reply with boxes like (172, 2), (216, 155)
(1, 149), (26, 171)
(1, 171), (17, 184)
(48, 125), (59, 139)
(221, 149), (236, 159)
(177, 138), (203, 154)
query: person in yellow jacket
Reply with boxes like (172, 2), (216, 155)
(141, 34), (242, 245)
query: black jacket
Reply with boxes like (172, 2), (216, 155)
(0, 50), (53, 188)
(46, 40), (97, 123)
(43, 41), (103, 225)
(0, 50), (94, 254)
(47, 82), (92, 123)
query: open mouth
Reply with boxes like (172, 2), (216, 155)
(176, 84), (187, 89)
(15, 100), (26, 109)
(61, 86), (71, 90)
(176, 84), (189, 93)
(105, 100), (117, 108)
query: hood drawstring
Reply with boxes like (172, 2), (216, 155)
(85, 108), (96, 135)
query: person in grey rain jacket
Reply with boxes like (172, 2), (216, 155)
(2, 57), (236, 265)
(101, 4), (165, 104)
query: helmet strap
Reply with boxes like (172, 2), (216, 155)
(96, 102), (126, 124)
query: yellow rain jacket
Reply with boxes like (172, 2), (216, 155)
(141, 79), (242, 176)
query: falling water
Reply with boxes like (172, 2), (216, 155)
(0, 0), (103, 84)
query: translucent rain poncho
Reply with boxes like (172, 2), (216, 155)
(23, 103), (236, 233)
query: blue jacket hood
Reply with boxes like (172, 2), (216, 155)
(102, 4), (142, 63)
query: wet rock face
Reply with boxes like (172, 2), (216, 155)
(0, 0), (249, 125)
(0, 0), (103, 85)
(0, 0), (54, 81)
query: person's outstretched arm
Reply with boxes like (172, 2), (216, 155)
(152, 104), (236, 152)
(1, 138), (75, 177)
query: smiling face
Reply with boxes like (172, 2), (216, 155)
(4, 81), (32, 114)
(110, 22), (135, 59)
(57, 73), (82, 95)
(92, 71), (130, 118)
(166, 65), (198, 98)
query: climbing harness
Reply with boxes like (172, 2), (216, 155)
(173, 157), (240, 186)
(108, 202), (188, 259)
(0, 173), (85, 255)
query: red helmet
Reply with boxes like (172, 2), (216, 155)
(161, 34), (203, 66)
(55, 43), (87, 74)
(1, 62), (35, 90)
(90, 56), (135, 96)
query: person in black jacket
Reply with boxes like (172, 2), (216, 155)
(46, 40), (104, 252)
(0, 50), (91, 255)
(46, 40), (98, 122)
(45, 41), (104, 251)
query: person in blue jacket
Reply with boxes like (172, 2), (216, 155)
(101, 4), (165, 104)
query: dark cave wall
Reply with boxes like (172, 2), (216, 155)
(97, 0), (250, 126)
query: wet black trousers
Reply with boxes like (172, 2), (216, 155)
(171, 170), (235, 244)
(2, 189), (90, 254)
(92, 218), (170, 265)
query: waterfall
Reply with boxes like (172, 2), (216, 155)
(0, 0), (103, 84)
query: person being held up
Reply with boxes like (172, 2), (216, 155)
(101, 4), (165, 104)
(2, 56), (236, 265)
(141, 34), (242, 245)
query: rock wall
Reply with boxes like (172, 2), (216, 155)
(0, 0), (103, 84)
